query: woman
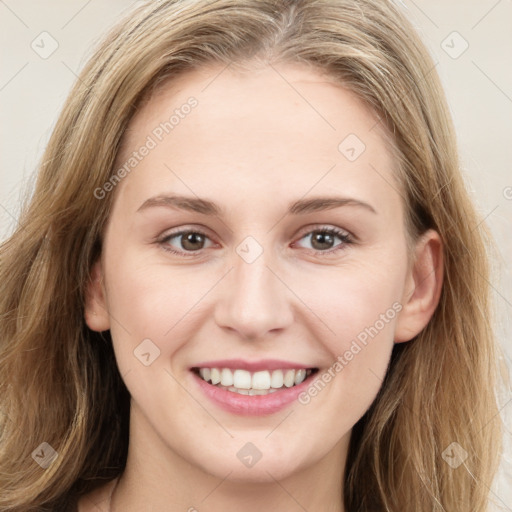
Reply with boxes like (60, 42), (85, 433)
(0, 0), (503, 510)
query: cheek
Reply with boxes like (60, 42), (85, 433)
(292, 256), (405, 414)
(294, 254), (405, 347)
(102, 254), (204, 414)
(103, 250), (218, 367)
(297, 294), (398, 434)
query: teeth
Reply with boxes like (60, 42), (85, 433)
(252, 371), (271, 390)
(233, 369), (251, 389)
(283, 369), (295, 387)
(210, 368), (221, 385)
(294, 369), (307, 385)
(228, 386), (249, 395)
(270, 369), (283, 388)
(199, 368), (211, 382)
(197, 367), (313, 393)
(222, 385), (278, 395)
(220, 368), (234, 386)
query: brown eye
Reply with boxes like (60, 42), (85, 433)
(295, 227), (352, 254)
(180, 232), (206, 251)
(160, 230), (214, 255)
(310, 231), (337, 250)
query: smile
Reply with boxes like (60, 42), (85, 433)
(191, 365), (320, 416)
(193, 367), (317, 395)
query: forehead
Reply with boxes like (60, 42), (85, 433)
(112, 62), (401, 216)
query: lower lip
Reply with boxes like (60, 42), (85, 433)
(191, 370), (316, 416)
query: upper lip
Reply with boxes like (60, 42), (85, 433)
(190, 359), (318, 372)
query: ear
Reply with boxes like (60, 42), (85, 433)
(84, 259), (111, 332)
(394, 229), (443, 343)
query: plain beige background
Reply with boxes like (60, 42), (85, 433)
(0, 0), (511, 508)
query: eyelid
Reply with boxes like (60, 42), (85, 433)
(294, 223), (351, 239)
(160, 229), (214, 242)
(158, 224), (215, 242)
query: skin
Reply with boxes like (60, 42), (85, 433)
(82, 61), (443, 511)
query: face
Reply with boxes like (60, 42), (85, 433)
(86, 62), (441, 484)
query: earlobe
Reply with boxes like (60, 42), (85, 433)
(394, 229), (444, 343)
(84, 259), (111, 332)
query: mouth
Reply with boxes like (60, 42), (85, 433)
(191, 366), (320, 396)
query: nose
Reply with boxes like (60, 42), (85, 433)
(213, 251), (294, 341)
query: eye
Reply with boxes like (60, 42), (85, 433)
(159, 229), (215, 256)
(293, 226), (353, 254)
(157, 225), (353, 258)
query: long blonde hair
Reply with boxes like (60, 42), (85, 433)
(0, 1), (502, 510)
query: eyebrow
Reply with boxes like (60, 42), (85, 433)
(137, 194), (377, 216)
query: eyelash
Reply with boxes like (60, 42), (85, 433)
(158, 226), (353, 258)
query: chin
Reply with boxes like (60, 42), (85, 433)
(188, 444), (310, 484)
